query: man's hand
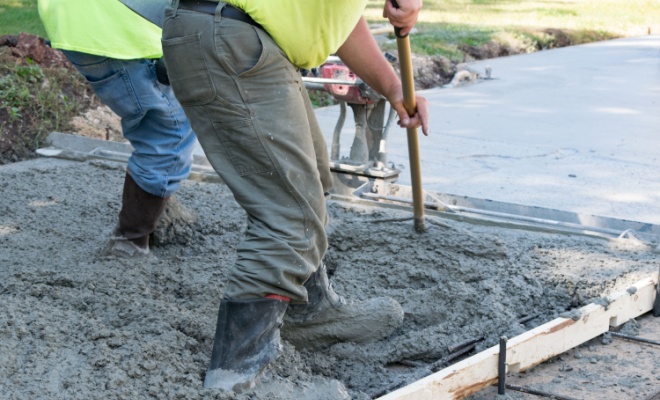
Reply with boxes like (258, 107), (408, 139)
(336, 17), (429, 136)
(388, 85), (429, 136)
(382, 0), (422, 37)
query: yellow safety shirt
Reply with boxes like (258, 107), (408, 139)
(227, 0), (367, 69)
(37, 0), (163, 59)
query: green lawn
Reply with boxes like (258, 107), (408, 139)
(0, 0), (45, 37)
(365, 0), (660, 57)
(366, 0), (660, 36)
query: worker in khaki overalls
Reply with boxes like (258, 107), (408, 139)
(162, 0), (429, 392)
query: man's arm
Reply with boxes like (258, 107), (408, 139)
(336, 17), (429, 135)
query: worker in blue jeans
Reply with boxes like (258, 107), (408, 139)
(38, 0), (196, 257)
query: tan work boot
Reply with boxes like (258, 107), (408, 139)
(104, 173), (169, 258)
(281, 264), (404, 349)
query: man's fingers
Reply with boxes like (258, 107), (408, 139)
(394, 105), (411, 127)
(394, 100), (430, 136)
(416, 96), (429, 136)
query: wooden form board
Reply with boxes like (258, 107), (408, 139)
(377, 276), (658, 400)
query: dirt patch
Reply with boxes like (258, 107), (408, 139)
(459, 40), (521, 61)
(0, 33), (72, 68)
(0, 158), (657, 399)
(69, 106), (124, 143)
(0, 33), (106, 165)
(407, 53), (457, 90)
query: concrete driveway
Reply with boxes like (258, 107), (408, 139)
(315, 35), (660, 225)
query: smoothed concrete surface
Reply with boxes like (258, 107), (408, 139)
(316, 35), (660, 224)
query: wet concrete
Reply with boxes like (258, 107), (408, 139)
(2, 35), (660, 399)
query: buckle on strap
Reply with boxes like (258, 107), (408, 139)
(177, 0), (261, 29)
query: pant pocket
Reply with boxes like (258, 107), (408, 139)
(213, 120), (276, 176)
(63, 50), (142, 121)
(88, 69), (142, 124)
(214, 21), (266, 77)
(161, 33), (216, 106)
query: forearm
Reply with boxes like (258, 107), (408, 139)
(336, 17), (401, 103)
(337, 16), (429, 135)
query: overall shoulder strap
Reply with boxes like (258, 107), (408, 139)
(117, 0), (171, 28)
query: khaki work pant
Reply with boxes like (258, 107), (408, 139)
(162, 2), (332, 302)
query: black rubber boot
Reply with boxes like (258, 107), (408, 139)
(204, 298), (288, 392)
(281, 264), (404, 349)
(104, 173), (168, 258)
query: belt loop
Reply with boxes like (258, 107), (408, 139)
(214, 1), (227, 22)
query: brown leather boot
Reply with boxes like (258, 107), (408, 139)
(105, 173), (169, 258)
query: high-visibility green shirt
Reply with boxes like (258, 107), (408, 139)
(227, 0), (367, 69)
(37, 0), (163, 59)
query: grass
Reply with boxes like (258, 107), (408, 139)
(365, 0), (660, 57)
(368, 0), (660, 35)
(0, 0), (45, 37)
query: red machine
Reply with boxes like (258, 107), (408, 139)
(320, 63), (375, 105)
(302, 55), (398, 178)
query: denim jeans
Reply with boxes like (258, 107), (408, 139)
(162, 2), (332, 302)
(62, 50), (196, 198)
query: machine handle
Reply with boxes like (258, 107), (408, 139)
(389, 0), (426, 231)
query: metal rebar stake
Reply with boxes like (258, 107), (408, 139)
(609, 331), (660, 346)
(498, 336), (508, 395)
(505, 384), (581, 400)
(653, 265), (660, 317)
